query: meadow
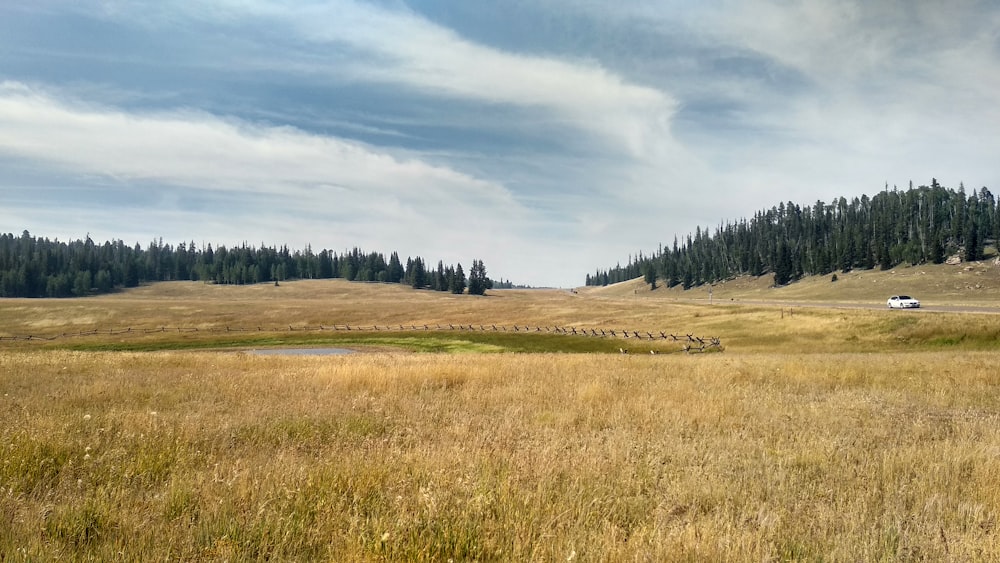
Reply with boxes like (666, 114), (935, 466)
(3, 267), (1000, 560)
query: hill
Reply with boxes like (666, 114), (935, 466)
(583, 258), (1000, 308)
(589, 181), (1000, 291)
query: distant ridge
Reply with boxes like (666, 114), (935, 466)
(588, 180), (998, 290)
(0, 232), (493, 298)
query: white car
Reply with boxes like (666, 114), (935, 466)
(887, 295), (920, 309)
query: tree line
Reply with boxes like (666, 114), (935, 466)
(588, 180), (999, 289)
(0, 233), (492, 298)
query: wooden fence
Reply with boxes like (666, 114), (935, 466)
(0, 324), (722, 352)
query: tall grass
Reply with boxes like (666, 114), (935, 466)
(4, 279), (1000, 354)
(4, 280), (1000, 559)
(3, 350), (999, 560)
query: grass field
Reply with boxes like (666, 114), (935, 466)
(3, 269), (1000, 560)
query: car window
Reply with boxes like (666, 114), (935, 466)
(899, 295), (911, 300)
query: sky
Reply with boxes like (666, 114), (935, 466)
(1, 1), (999, 287)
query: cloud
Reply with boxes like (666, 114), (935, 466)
(98, 0), (683, 161)
(3, 1), (998, 287)
(164, 0), (712, 256)
(0, 81), (557, 279)
(584, 0), (1000, 201)
(0, 81), (520, 213)
(32, 1), (707, 235)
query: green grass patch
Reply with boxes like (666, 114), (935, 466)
(877, 315), (1000, 350)
(882, 314), (920, 332)
(921, 332), (1000, 350)
(50, 330), (668, 354)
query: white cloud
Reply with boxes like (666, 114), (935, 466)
(643, 0), (1000, 206)
(139, 0), (683, 160)
(184, 0), (717, 257)
(5, 1), (999, 286)
(0, 81), (567, 280)
(0, 81), (521, 215)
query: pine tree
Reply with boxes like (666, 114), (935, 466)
(773, 241), (793, 286)
(434, 261), (446, 291)
(387, 252), (404, 283)
(965, 217), (982, 262)
(73, 270), (92, 296)
(408, 257), (426, 289)
(468, 259), (488, 295)
(642, 261), (657, 289)
(450, 263), (466, 294)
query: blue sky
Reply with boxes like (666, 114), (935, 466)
(2, 1), (998, 287)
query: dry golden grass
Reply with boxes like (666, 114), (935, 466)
(2, 277), (1000, 354)
(2, 279), (1000, 560)
(603, 259), (1000, 307)
(3, 350), (1000, 560)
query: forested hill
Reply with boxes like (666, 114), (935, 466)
(588, 180), (1000, 289)
(0, 233), (492, 298)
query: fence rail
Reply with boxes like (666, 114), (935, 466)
(0, 324), (722, 352)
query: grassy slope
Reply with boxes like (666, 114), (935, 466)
(602, 258), (1000, 306)
(6, 262), (1000, 353)
(3, 272), (1000, 560)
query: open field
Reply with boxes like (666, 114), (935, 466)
(3, 265), (1000, 354)
(3, 272), (1000, 560)
(591, 258), (1000, 307)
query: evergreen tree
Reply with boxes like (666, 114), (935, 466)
(407, 257), (426, 289)
(965, 217), (982, 262)
(95, 270), (113, 293)
(642, 261), (657, 289)
(434, 261), (446, 291)
(450, 263), (466, 294)
(773, 241), (793, 286)
(73, 270), (92, 296)
(468, 259), (488, 295)
(387, 252), (405, 283)
(318, 250), (334, 278)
